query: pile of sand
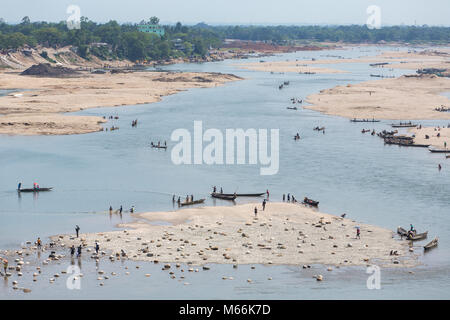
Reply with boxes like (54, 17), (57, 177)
(20, 63), (79, 77)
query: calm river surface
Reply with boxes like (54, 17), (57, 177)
(1, 46), (449, 299)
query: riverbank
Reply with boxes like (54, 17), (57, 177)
(0, 70), (242, 135)
(411, 126), (450, 149)
(52, 202), (418, 268)
(305, 74), (450, 120)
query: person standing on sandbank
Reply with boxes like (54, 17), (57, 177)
(95, 242), (100, 254)
(262, 199), (266, 211)
(77, 245), (82, 258)
(75, 225), (80, 238)
(254, 207), (258, 217)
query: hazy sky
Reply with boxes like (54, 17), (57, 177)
(1, 0), (449, 26)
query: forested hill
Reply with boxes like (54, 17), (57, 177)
(1, 16), (449, 62)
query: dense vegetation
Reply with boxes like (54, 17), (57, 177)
(0, 16), (449, 62)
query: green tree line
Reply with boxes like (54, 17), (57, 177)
(1, 16), (449, 62)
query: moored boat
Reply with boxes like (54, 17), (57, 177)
(397, 227), (408, 237)
(391, 122), (418, 128)
(424, 237), (438, 251)
(286, 106), (297, 110)
(428, 146), (450, 153)
(211, 192), (237, 200)
(302, 197), (319, 207)
(151, 145), (167, 149)
(219, 192), (265, 197)
(180, 199), (205, 206)
(407, 231), (428, 241)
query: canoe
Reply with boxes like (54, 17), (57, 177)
(407, 231), (428, 241)
(18, 187), (53, 193)
(424, 237), (438, 251)
(219, 193), (265, 197)
(391, 123), (417, 128)
(211, 192), (237, 200)
(302, 198), (319, 207)
(180, 199), (205, 206)
(151, 145), (167, 149)
(397, 227), (408, 237)
(286, 107), (297, 110)
(428, 146), (450, 153)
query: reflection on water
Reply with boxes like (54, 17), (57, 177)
(1, 46), (449, 299)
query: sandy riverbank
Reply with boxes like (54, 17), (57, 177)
(53, 202), (418, 268)
(411, 126), (450, 149)
(0, 71), (242, 135)
(305, 74), (450, 120)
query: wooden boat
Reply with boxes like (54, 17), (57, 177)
(397, 227), (408, 237)
(18, 187), (53, 193)
(180, 199), (205, 206)
(350, 118), (380, 123)
(407, 231), (428, 241)
(424, 237), (438, 251)
(286, 107), (297, 110)
(428, 146), (450, 153)
(446, 155), (450, 159)
(219, 192), (265, 197)
(302, 197), (319, 207)
(211, 192), (237, 200)
(391, 122), (417, 128)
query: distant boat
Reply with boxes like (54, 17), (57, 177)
(286, 106), (297, 110)
(211, 192), (237, 200)
(424, 237), (438, 251)
(180, 199), (205, 206)
(151, 145), (167, 149)
(391, 122), (418, 128)
(18, 187), (53, 193)
(219, 192), (265, 197)
(428, 146), (450, 153)
(350, 118), (380, 123)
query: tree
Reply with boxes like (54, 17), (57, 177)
(149, 16), (159, 25)
(21, 16), (31, 25)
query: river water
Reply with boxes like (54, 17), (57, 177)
(1, 46), (449, 299)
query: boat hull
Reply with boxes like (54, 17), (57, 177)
(18, 188), (53, 193)
(211, 193), (237, 200)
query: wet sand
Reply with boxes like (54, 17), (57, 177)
(52, 202), (418, 268)
(0, 71), (242, 135)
